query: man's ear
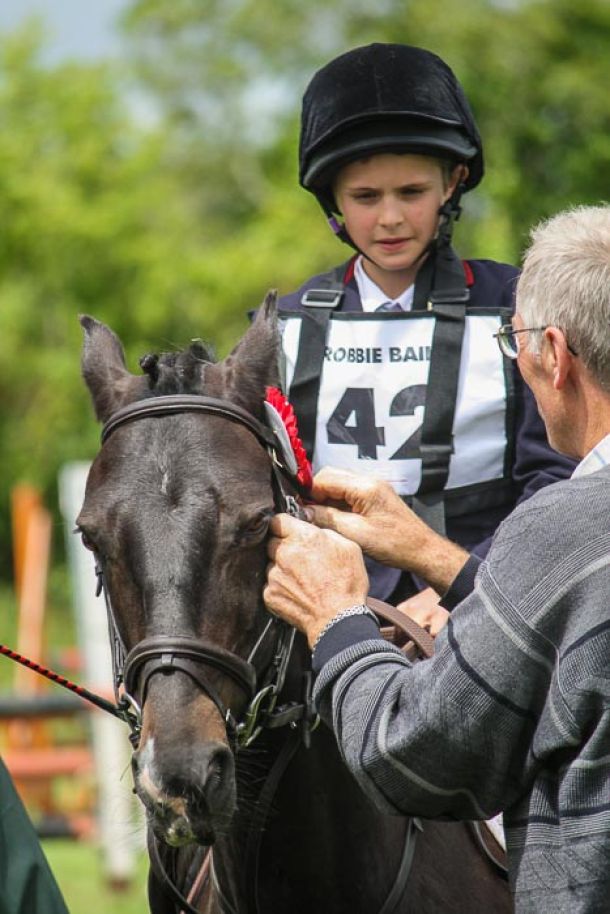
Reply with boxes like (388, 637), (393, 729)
(543, 327), (572, 390)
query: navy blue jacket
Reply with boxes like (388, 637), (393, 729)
(278, 257), (576, 601)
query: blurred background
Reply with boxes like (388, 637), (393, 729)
(0, 0), (608, 910)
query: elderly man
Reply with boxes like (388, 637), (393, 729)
(265, 205), (610, 913)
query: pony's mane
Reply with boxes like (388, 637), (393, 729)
(139, 340), (217, 395)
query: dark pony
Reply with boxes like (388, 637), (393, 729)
(77, 295), (512, 913)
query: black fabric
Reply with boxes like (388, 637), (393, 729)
(289, 265), (346, 457)
(300, 43), (484, 209)
(411, 255), (435, 311)
(412, 245), (469, 535)
(312, 615), (381, 674)
(0, 758), (69, 914)
(440, 555), (482, 611)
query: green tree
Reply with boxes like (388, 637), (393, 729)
(0, 26), (270, 578)
(122, 0), (610, 264)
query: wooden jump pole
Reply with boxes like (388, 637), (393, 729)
(10, 485), (52, 694)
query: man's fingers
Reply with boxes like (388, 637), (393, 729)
(266, 537), (280, 561)
(311, 465), (371, 505)
(269, 512), (313, 539)
(307, 503), (348, 532)
(267, 514), (324, 562)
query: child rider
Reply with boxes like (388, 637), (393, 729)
(276, 43), (575, 632)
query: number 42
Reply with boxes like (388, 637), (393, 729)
(326, 385), (427, 460)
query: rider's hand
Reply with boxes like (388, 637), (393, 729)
(305, 467), (469, 595)
(264, 513), (369, 649)
(397, 587), (450, 637)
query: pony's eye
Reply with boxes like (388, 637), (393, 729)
(240, 512), (272, 542)
(248, 516), (270, 535)
(76, 528), (96, 551)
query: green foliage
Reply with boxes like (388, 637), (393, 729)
(0, 26), (268, 577)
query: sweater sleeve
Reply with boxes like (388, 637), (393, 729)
(312, 501), (559, 821)
(439, 554), (481, 610)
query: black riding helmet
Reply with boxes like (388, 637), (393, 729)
(299, 43), (484, 218)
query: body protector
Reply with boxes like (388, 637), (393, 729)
(280, 252), (516, 537)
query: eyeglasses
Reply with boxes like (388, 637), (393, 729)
(493, 324), (578, 359)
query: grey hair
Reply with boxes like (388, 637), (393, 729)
(516, 205), (610, 391)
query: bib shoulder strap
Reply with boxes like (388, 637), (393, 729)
(412, 244), (469, 534)
(298, 262), (348, 308)
(289, 263), (350, 457)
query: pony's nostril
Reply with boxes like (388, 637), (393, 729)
(207, 747), (229, 781)
(204, 746), (233, 798)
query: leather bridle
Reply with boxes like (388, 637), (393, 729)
(96, 394), (316, 752)
(93, 394), (450, 914)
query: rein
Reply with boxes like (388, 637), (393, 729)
(0, 643), (139, 731)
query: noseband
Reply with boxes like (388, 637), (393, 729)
(97, 393), (313, 750)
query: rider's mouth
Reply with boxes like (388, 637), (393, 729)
(376, 237), (410, 250)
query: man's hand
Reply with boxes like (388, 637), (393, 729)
(397, 587), (450, 636)
(306, 467), (468, 593)
(264, 513), (369, 649)
(306, 467), (412, 565)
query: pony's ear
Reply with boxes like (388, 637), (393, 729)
(217, 290), (281, 416)
(80, 316), (148, 422)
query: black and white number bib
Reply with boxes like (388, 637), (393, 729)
(280, 309), (509, 497)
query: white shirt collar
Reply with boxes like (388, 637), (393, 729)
(354, 256), (414, 313)
(571, 432), (610, 478)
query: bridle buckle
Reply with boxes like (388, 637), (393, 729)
(236, 684), (277, 748)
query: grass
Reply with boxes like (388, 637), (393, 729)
(42, 838), (151, 914)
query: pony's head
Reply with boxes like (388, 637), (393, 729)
(77, 294), (284, 846)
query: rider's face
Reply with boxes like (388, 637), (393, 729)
(334, 153), (462, 297)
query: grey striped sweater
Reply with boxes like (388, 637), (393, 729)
(312, 465), (610, 913)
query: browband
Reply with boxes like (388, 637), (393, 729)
(101, 394), (277, 450)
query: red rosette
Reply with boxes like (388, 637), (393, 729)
(265, 387), (313, 490)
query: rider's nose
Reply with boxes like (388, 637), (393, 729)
(379, 195), (405, 228)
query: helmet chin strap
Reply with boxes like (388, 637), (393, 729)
(325, 209), (355, 248)
(436, 182), (465, 248)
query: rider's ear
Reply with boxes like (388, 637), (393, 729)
(80, 315), (148, 422)
(219, 290), (281, 416)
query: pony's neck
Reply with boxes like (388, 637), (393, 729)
(213, 714), (405, 913)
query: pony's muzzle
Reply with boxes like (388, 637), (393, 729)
(133, 737), (236, 845)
